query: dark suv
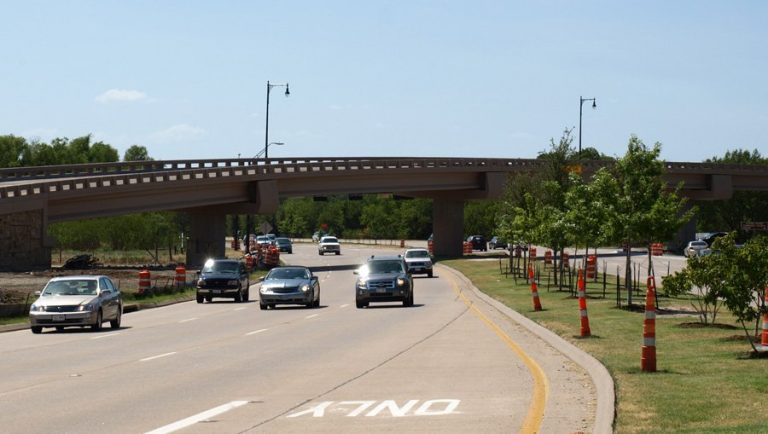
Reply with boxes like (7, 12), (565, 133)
(196, 259), (250, 303)
(466, 235), (487, 251)
(354, 255), (414, 308)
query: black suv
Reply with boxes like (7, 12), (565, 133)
(196, 259), (250, 303)
(354, 255), (414, 308)
(466, 235), (487, 251)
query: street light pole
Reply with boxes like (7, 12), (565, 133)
(265, 81), (290, 159)
(579, 96), (597, 156)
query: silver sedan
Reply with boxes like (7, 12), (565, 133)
(258, 266), (320, 310)
(28, 275), (122, 334)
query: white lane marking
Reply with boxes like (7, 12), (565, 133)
(178, 317), (198, 323)
(340, 304), (349, 309)
(246, 328), (269, 336)
(140, 352), (177, 362)
(305, 314), (319, 319)
(145, 400), (248, 434)
(233, 307), (246, 311)
(91, 332), (121, 340)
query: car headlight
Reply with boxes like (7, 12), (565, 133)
(356, 280), (368, 290)
(228, 280), (239, 286)
(30, 304), (44, 312)
(397, 278), (407, 287)
(300, 284), (310, 292)
(197, 278), (206, 286)
(259, 286), (268, 294)
(78, 302), (96, 312)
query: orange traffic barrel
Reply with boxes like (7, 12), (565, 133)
(138, 270), (151, 295)
(175, 265), (186, 288)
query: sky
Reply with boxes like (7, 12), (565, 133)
(1, 0), (766, 162)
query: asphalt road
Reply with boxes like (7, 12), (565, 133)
(0, 243), (599, 433)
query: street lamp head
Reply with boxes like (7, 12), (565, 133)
(592, 99), (597, 109)
(284, 83), (290, 97)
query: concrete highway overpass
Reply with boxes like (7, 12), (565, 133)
(1, 157), (767, 270)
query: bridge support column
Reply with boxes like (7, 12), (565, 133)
(186, 211), (226, 268)
(0, 209), (51, 271)
(432, 199), (464, 258)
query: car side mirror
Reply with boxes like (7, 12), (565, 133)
(100, 289), (111, 296)
(258, 276), (265, 282)
(35, 290), (42, 296)
(353, 270), (359, 275)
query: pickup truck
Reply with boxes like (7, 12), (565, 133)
(318, 236), (341, 255)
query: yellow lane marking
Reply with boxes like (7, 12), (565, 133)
(449, 277), (549, 434)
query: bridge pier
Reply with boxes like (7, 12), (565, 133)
(432, 198), (465, 258)
(0, 209), (52, 271)
(186, 211), (226, 268)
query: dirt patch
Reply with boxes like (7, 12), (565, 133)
(678, 322), (739, 329)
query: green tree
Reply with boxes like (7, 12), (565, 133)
(0, 134), (27, 167)
(123, 145), (152, 161)
(593, 136), (694, 305)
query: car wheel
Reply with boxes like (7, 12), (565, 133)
(31, 326), (42, 334)
(91, 310), (103, 331)
(56, 326), (65, 332)
(110, 308), (122, 329)
(206, 295), (212, 302)
(336, 251), (340, 255)
(356, 301), (365, 309)
(259, 302), (267, 310)
(428, 270), (433, 278)
(318, 251), (323, 256)
(234, 287), (243, 303)
(196, 294), (204, 303)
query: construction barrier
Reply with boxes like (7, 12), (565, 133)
(562, 252), (570, 268)
(642, 275), (658, 372)
(400, 239), (405, 248)
(586, 255), (597, 279)
(245, 254), (255, 271)
(544, 250), (553, 265)
(577, 269), (591, 337)
(231, 238), (240, 251)
(138, 270), (151, 295)
(174, 265), (186, 289)
(427, 240), (434, 255)
(529, 247), (537, 260)
(651, 242), (664, 256)
(529, 264), (542, 311)
(264, 246), (280, 268)
(762, 287), (768, 348)
(462, 241), (473, 255)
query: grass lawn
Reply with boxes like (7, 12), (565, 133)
(443, 257), (768, 434)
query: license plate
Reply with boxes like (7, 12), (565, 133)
(375, 287), (387, 293)
(52, 314), (65, 321)
(213, 290), (222, 294)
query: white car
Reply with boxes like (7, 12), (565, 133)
(684, 240), (710, 258)
(404, 248), (434, 277)
(318, 236), (341, 255)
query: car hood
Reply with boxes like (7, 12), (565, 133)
(360, 272), (406, 280)
(200, 271), (240, 279)
(35, 295), (97, 307)
(262, 279), (309, 288)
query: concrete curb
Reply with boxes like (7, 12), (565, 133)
(439, 264), (615, 434)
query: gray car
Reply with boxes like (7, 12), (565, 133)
(28, 275), (122, 334)
(355, 255), (414, 308)
(258, 266), (320, 310)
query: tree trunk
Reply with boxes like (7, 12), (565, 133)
(625, 242), (633, 305)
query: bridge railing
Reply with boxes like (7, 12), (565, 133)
(1, 157), (766, 201)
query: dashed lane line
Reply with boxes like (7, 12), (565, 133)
(145, 400), (248, 434)
(140, 352), (178, 362)
(245, 328), (269, 336)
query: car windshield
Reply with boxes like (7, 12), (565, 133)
(267, 268), (309, 280)
(202, 261), (239, 273)
(691, 241), (707, 247)
(367, 261), (404, 274)
(322, 237), (338, 243)
(43, 279), (98, 296)
(406, 250), (429, 258)
(276, 238), (290, 244)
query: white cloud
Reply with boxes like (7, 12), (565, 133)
(95, 89), (148, 103)
(149, 124), (206, 143)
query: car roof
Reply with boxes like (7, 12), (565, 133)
(49, 275), (105, 281)
(368, 255), (404, 261)
(405, 248), (429, 253)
